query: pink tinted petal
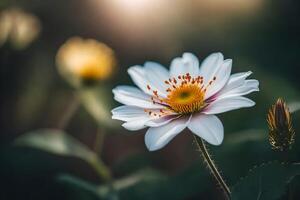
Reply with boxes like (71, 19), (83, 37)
(203, 96), (255, 115)
(218, 79), (259, 99)
(145, 114), (180, 127)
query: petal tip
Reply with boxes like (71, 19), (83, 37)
(127, 65), (141, 74)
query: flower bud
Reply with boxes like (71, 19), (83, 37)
(56, 37), (116, 87)
(0, 8), (41, 49)
(267, 98), (295, 151)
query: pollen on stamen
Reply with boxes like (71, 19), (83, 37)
(147, 85), (151, 90)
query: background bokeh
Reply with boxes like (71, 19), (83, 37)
(1, 0), (300, 199)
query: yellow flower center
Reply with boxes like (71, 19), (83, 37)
(146, 73), (216, 116)
(164, 83), (205, 114)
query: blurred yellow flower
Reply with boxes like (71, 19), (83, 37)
(56, 37), (116, 86)
(0, 8), (41, 49)
(267, 98), (295, 151)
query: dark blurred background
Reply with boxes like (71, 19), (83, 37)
(1, 0), (300, 199)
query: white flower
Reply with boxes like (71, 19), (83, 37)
(112, 53), (259, 151)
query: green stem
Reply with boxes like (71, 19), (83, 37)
(89, 157), (111, 182)
(193, 135), (231, 200)
(94, 127), (106, 155)
(57, 93), (80, 129)
(92, 127), (111, 182)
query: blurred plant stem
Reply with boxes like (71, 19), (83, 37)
(57, 93), (80, 129)
(94, 127), (106, 155)
(92, 128), (112, 182)
(89, 156), (112, 182)
(193, 135), (231, 200)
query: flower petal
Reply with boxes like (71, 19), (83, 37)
(170, 53), (199, 78)
(203, 96), (255, 115)
(112, 105), (149, 121)
(112, 105), (177, 130)
(199, 52), (224, 85)
(204, 59), (232, 99)
(112, 105), (150, 130)
(218, 79), (259, 99)
(188, 114), (224, 145)
(112, 86), (164, 109)
(217, 71), (252, 96)
(144, 116), (191, 151)
(127, 65), (166, 97)
(145, 114), (179, 127)
(122, 119), (149, 131)
(144, 62), (169, 97)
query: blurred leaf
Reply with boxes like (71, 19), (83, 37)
(14, 129), (111, 181)
(57, 168), (165, 200)
(57, 174), (115, 200)
(231, 162), (300, 200)
(79, 86), (119, 129)
(112, 153), (152, 175)
(57, 164), (212, 200)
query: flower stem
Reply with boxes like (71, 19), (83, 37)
(193, 135), (231, 199)
(57, 93), (80, 129)
(94, 127), (106, 155)
(89, 157), (111, 182)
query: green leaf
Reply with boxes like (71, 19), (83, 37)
(57, 174), (117, 200)
(14, 129), (111, 181)
(57, 161), (212, 200)
(57, 168), (165, 200)
(231, 162), (300, 200)
(79, 86), (119, 129)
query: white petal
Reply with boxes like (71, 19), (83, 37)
(144, 62), (169, 97)
(144, 116), (191, 151)
(199, 52), (224, 85)
(145, 114), (179, 127)
(127, 63), (166, 97)
(112, 105), (150, 130)
(188, 114), (224, 145)
(170, 53), (199, 78)
(122, 119), (149, 131)
(217, 71), (252, 96)
(218, 79), (259, 99)
(203, 96), (255, 115)
(127, 66), (149, 92)
(204, 59), (232, 99)
(112, 106), (178, 130)
(112, 86), (164, 109)
(112, 105), (149, 121)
